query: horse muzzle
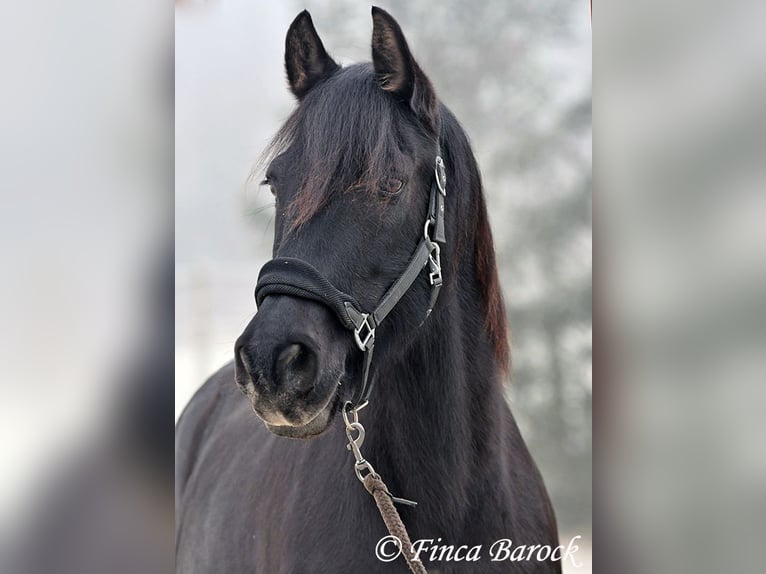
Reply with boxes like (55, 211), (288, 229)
(234, 295), (346, 438)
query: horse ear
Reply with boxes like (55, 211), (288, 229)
(371, 7), (438, 134)
(285, 11), (339, 99)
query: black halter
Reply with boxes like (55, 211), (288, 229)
(254, 155), (447, 409)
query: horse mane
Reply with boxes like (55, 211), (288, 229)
(473, 184), (510, 374)
(261, 64), (509, 373)
(440, 108), (510, 374)
(478, 199), (510, 373)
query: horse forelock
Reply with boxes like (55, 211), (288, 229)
(261, 64), (430, 232)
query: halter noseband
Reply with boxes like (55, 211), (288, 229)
(254, 155), (448, 410)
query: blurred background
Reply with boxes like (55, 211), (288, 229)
(0, 1), (172, 572)
(599, 1), (766, 573)
(176, 0), (592, 570)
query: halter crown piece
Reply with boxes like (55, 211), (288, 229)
(254, 154), (447, 411)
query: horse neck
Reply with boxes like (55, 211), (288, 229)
(363, 255), (510, 524)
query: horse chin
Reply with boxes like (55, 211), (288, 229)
(263, 392), (340, 439)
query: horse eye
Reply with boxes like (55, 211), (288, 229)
(260, 178), (277, 197)
(380, 178), (404, 196)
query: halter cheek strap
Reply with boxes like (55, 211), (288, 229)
(254, 155), (447, 409)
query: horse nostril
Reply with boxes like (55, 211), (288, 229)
(275, 343), (317, 395)
(234, 343), (259, 394)
(237, 347), (250, 376)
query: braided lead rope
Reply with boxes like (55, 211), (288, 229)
(363, 474), (427, 574)
(344, 405), (426, 573)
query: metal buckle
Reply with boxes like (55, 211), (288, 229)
(428, 243), (443, 286)
(424, 219), (435, 242)
(435, 156), (447, 196)
(353, 313), (375, 351)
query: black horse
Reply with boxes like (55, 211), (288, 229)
(176, 8), (560, 573)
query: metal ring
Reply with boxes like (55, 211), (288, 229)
(342, 401), (359, 428)
(354, 459), (377, 482)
